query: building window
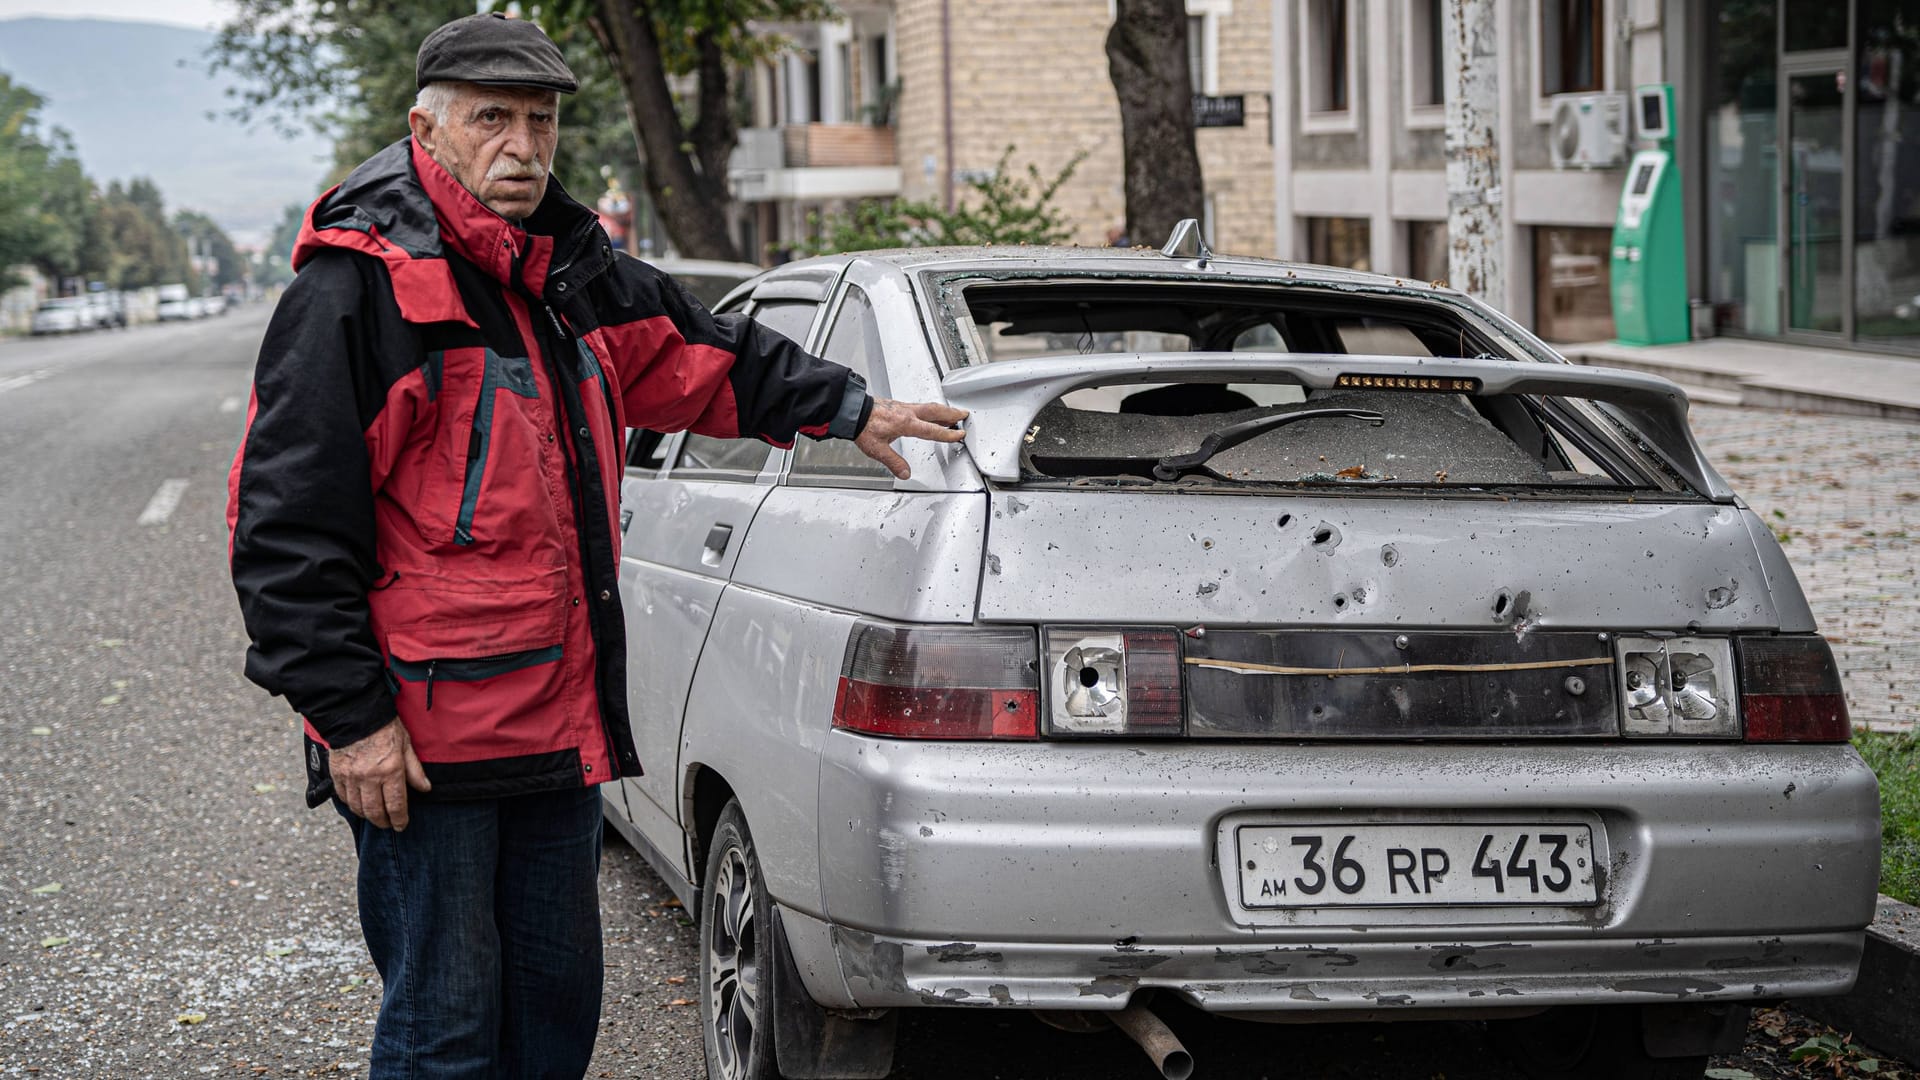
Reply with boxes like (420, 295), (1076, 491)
(1306, 216), (1371, 272)
(1533, 226), (1615, 342)
(1183, 0), (1228, 97)
(1408, 220), (1449, 283)
(1410, 0), (1444, 107)
(1540, 0), (1605, 97)
(1299, 0), (1356, 131)
(1188, 15), (1206, 94)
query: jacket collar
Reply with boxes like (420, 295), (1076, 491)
(295, 136), (613, 305)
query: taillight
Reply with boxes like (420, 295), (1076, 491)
(1043, 628), (1184, 736)
(1739, 635), (1851, 742)
(832, 622), (1040, 739)
(1615, 636), (1739, 738)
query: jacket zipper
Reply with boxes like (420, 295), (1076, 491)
(390, 646), (565, 711)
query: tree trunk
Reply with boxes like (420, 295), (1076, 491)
(1105, 0), (1205, 250)
(1442, 0), (1504, 307)
(588, 0), (742, 262)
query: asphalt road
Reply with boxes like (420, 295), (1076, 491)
(0, 309), (1901, 1079)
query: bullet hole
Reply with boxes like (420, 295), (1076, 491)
(1705, 580), (1739, 609)
(1311, 522), (1342, 553)
(1200, 536), (1215, 550)
(1493, 590), (1511, 616)
(1277, 513), (1293, 529)
(1351, 587), (1367, 604)
(986, 554), (1002, 576)
(1381, 544), (1399, 567)
(1333, 594), (1348, 611)
(1196, 581), (1219, 597)
(1564, 676), (1587, 696)
(1246, 860), (1257, 871)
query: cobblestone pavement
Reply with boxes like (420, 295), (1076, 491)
(1689, 404), (1920, 732)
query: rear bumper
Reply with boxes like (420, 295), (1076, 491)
(807, 734), (1879, 1011)
(815, 924), (1863, 1012)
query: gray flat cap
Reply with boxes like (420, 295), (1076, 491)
(417, 12), (579, 94)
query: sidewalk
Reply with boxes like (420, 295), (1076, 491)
(1561, 336), (1920, 421)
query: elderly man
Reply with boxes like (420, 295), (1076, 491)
(226, 13), (964, 1077)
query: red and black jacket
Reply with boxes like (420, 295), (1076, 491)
(228, 137), (870, 807)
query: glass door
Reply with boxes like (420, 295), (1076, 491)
(1780, 61), (1851, 336)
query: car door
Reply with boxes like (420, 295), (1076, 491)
(615, 280), (832, 870)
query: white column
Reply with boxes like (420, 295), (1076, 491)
(1443, 0), (1507, 308)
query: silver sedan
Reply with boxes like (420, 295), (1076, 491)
(601, 237), (1878, 1080)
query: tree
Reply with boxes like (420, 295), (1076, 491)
(96, 178), (192, 288)
(791, 146), (1083, 258)
(1442, 0), (1504, 306)
(0, 73), (74, 287)
(207, 2), (639, 205)
(523, 0), (830, 262)
(1104, 0), (1204, 249)
(176, 210), (246, 288)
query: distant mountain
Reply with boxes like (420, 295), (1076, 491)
(0, 15), (334, 246)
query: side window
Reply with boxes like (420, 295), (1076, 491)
(668, 297), (817, 481)
(791, 287), (892, 484)
(749, 299), (820, 346)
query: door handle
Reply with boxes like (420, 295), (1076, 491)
(620, 507), (634, 533)
(700, 523), (734, 568)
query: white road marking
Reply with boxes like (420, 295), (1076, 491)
(219, 395), (243, 414)
(0, 369), (50, 395)
(137, 479), (190, 526)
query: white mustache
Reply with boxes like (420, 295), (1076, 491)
(487, 158), (547, 182)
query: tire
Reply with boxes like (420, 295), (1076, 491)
(1491, 1006), (1708, 1080)
(700, 800), (779, 1080)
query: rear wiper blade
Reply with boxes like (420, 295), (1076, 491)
(1151, 408), (1384, 480)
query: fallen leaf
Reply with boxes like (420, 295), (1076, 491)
(30, 727), (51, 736)
(253, 783), (277, 794)
(1704, 1070), (1758, 1080)
(98, 695), (122, 706)
(265, 945), (297, 957)
(666, 998), (694, 1007)
(111, 679), (129, 690)
(40, 936), (70, 949)
(29, 883), (61, 895)
(665, 975), (686, 985)
(94, 638), (124, 649)
(177, 1011), (208, 1025)
(662, 898), (683, 909)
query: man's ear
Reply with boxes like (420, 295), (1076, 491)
(407, 107), (437, 152)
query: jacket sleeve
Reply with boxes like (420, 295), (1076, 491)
(597, 260), (873, 446)
(227, 252), (399, 749)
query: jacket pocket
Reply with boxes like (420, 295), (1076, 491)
(390, 646), (563, 710)
(454, 349), (540, 547)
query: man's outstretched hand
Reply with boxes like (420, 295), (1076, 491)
(331, 718), (432, 831)
(854, 398), (968, 480)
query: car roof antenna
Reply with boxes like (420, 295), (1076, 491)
(1160, 218), (1214, 268)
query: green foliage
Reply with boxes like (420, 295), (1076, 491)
(791, 147), (1086, 259)
(254, 201), (305, 286)
(0, 73), (77, 288)
(1856, 727), (1919, 907)
(521, 0), (833, 75)
(93, 179), (194, 289)
(175, 210), (246, 288)
(1788, 1031), (1881, 1074)
(206, 1), (640, 200)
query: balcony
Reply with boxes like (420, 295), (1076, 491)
(730, 124), (902, 203)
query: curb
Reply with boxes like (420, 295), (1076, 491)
(1561, 352), (1920, 423)
(1795, 894), (1920, 1064)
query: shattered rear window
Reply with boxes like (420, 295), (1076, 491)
(932, 276), (1676, 492)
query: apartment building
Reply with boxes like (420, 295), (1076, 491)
(726, 1), (1920, 355)
(731, 0), (1276, 258)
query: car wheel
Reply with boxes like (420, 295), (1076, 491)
(1491, 1006), (1708, 1080)
(701, 800), (778, 1080)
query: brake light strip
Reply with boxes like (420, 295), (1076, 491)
(1184, 655), (1617, 678)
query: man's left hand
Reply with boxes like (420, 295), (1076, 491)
(854, 398), (969, 480)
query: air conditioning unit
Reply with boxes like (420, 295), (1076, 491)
(1549, 92), (1628, 170)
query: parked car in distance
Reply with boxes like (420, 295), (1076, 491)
(157, 296), (197, 321)
(201, 293), (227, 317)
(635, 254), (764, 310)
(575, 230), (1880, 1080)
(30, 296), (92, 335)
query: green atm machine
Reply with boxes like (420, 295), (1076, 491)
(1610, 84), (1688, 345)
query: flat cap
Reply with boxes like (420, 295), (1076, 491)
(417, 12), (578, 94)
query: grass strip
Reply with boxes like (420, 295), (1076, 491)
(1855, 727), (1919, 907)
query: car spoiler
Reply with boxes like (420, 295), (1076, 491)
(940, 352), (1732, 498)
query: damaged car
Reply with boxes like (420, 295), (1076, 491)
(600, 225), (1880, 1080)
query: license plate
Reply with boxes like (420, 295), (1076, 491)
(1235, 823), (1598, 908)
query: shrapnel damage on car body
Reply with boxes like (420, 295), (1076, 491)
(602, 236), (1880, 1080)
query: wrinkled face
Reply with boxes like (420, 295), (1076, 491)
(409, 82), (560, 222)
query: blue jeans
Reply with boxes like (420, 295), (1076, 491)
(337, 787), (605, 1079)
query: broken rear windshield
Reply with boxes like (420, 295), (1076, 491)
(932, 276), (1688, 494)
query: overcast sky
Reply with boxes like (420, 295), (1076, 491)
(0, 1), (232, 29)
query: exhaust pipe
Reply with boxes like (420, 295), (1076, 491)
(1109, 1003), (1195, 1080)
